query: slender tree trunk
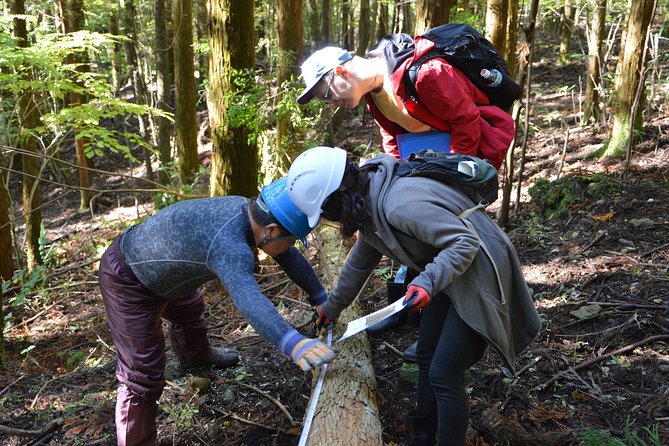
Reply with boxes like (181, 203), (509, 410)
(604, 0), (656, 159)
(322, 0), (331, 45)
(582, 0), (606, 125)
(0, 171), (12, 281)
(376, 0), (388, 41)
(415, 0), (451, 35)
(12, 0), (42, 270)
(155, 0), (173, 185)
(63, 0), (92, 211)
(357, 0), (371, 55)
(173, 0), (199, 186)
(558, 0), (575, 65)
(342, 0), (351, 48)
(307, 0), (320, 50)
(122, 0), (154, 180)
(402, 1), (414, 34)
(110, 10), (122, 93)
(485, 0), (508, 53)
(505, 0), (519, 76)
(208, 0), (257, 197)
(276, 0), (304, 174)
(498, 0), (539, 227)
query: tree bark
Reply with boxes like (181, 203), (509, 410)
(342, 0), (351, 49)
(414, 0), (451, 35)
(122, 0), (154, 180)
(356, 0), (371, 55)
(62, 0), (91, 211)
(12, 0), (42, 270)
(207, 0), (258, 197)
(505, 0), (519, 76)
(604, 0), (655, 158)
(303, 226), (383, 446)
(173, 0), (199, 186)
(155, 0), (173, 185)
(582, 0), (606, 125)
(322, 0), (331, 46)
(276, 0), (304, 173)
(110, 10), (122, 94)
(375, 0), (388, 42)
(485, 0), (508, 53)
(306, 0), (320, 49)
(558, 0), (575, 65)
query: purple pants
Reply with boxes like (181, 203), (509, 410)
(99, 238), (212, 446)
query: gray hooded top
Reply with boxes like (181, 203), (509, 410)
(322, 154), (541, 369)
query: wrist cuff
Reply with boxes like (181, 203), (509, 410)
(279, 329), (305, 356)
(308, 289), (327, 306)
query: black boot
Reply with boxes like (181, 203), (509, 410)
(405, 410), (436, 446)
(403, 341), (418, 363)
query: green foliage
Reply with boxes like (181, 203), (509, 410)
(0, 19), (170, 162)
(160, 397), (200, 430)
(528, 174), (622, 218)
(450, 5), (484, 30)
(578, 418), (662, 446)
(2, 224), (55, 330)
(223, 69), (266, 146)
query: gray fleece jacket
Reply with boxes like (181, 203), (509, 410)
(322, 154), (541, 369)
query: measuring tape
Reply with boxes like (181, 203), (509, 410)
(297, 328), (333, 446)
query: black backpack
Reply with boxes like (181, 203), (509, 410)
(369, 24), (522, 111)
(394, 149), (499, 204)
(406, 24), (522, 111)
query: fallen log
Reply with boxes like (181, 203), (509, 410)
(302, 224), (383, 445)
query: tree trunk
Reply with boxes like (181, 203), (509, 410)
(604, 0), (655, 158)
(342, 0), (351, 49)
(402, 1), (413, 34)
(375, 0), (388, 42)
(0, 170), (12, 281)
(485, 0), (508, 53)
(155, 0), (173, 185)
(505, 0), (519, 76)
(357, 0), (371, 55)
(123, 0), (154, 181)
(207, 0), (258, 197)
(63, 0), (91, 211)
(414, 0), (451, 35)
(173, 0), (199, 186)
(307, 0), (320, 50)
(12, 0), (42, 270)
(303, 226), (383, 446)
(498, 0), (539, 227)
(322, 0), (331, 46)
(110, 10), (122, 94)
(276, 0), (304, 174)
(558, 0), (575, 65)
(582, 0), (606, 125)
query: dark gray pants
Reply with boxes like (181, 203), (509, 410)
(415, 293), (487, 446)
(99, 238), (211, 445)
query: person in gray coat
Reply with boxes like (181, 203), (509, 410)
(286, 146), (542, 446)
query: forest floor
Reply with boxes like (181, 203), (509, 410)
(2, 53), (669, 445)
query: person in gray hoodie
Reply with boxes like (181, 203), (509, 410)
(287, 146), (541, 446)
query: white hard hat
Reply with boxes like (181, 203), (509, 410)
(287, 147), (347, 227)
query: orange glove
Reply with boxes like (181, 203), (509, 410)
(405, 285), (431, 313)
(313, 304), (333, 333)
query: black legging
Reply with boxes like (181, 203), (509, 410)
(414, 292), (487, 446)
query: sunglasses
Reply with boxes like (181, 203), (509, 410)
(322, 71), (336, 104)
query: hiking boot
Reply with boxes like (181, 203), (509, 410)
(404, 409), (437, 446)
(208, 347), (240, 369)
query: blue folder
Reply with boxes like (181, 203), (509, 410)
(397, 130), (452, 159)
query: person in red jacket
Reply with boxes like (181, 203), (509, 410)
(297, 39), (515, 170)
